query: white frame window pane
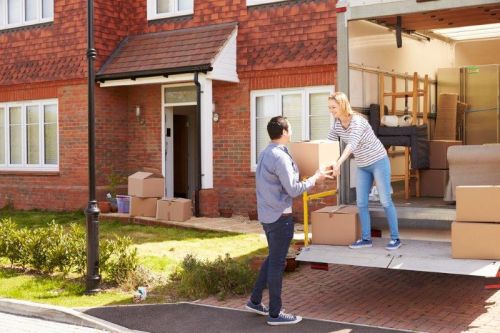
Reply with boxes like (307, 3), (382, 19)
(25, 0), (37, 21)
(177, 0), (192, 11)
(255, 95), (278, 161)
(0, 107), (5, 164)
(157, 0), (171, 14)
(9, 106), (22, 165)
(44, 104), (57, 165)
(282, 93), (303, 142)
(26, 105), (40, 164)
(309, 92), (331, 140)
(41, 0), (53, 19)
(8, 0), (22, 24)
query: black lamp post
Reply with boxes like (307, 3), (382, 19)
(84, 0), (100, 293)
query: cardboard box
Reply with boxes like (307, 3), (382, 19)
(428, 140), (462, 169)
(311, 205), (360, 245)
(129, 197), (158, 217)
(157, 197), (192, 222)
(419, 169), (449, 198)
(288, 140), (340, 177)
(452, 221), (500, 259)
(456, 186), (500, 223)
(435, 93), (458, 140)
(128, 171), (164, 198)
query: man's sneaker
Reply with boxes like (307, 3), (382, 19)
(245, 301), (269, 316)
(267, 312), (302, 326)
(386, 239), (402, 250)
(349, 239), (373, 249)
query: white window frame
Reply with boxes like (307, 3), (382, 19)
(250, 86), (334, 171)
(147, 0), (194, 21)
(0, 99), (59, 172)
(0, 0), (54, 31)
(247, 0), (288, 7)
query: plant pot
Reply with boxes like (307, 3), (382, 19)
(248, 210), (258, 221)
(291, 240), (305, 252)
(98, 201), (111, 213)
(285, 256), (297, 272)
(249, 255), (266, 272)
(219, 208), (233, 218)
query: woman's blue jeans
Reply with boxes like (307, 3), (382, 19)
(356, 156), (399, 240)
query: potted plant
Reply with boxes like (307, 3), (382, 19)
(106, 172), (127, 212)
(248, 209), (258, 221)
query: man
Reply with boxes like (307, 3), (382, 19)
(245, 116), (331, 325)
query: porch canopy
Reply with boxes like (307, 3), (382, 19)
(96, 22), (239, 86)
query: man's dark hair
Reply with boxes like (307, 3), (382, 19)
(267, 116), (289, 140)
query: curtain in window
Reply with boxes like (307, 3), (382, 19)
(8, 0), (22, 24)
(256, 95), (277, 161)
(44, 104), (57, 165)
(9, 106), (22, 164)
(27, 105), (40, 164)
(157, 0), (171, 13)
(282, 94), (302, 142)
(177, 0), (192, 11)
(309, 93), (331, 140)
(42, 0), (53, 19)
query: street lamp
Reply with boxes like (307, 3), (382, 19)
(85, 0), (100, 293)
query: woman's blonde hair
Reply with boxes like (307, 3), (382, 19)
(328, 92), (354, 117)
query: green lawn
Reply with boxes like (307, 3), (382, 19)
(0, 209), (268, 307)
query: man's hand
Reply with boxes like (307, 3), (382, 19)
(313, 166), (335, 183)
(331, 161), (341, 177)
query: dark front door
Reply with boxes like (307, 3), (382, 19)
(174, 115), (189, 198)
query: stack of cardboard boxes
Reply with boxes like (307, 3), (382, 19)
(127, 171), (192, 222)
(452, 186), (500, 259)
(128, 171), (164, 218)
(420, 140), (461, 197)
(289, 140), (361, 245)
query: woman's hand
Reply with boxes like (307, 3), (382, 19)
(332, 161), (341, 177)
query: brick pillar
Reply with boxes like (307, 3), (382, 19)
(199, 189), (220, 217)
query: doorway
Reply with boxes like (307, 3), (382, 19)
(170, 106), (198, 199)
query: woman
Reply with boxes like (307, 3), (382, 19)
(327, 92), (401, 250)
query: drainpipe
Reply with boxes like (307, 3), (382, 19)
(194, 72), (202, 217)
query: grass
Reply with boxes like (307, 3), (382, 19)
(0, 209), (268, 307)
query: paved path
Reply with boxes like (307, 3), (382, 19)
(0, 312), (106, 333)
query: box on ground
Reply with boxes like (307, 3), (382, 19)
(311, 205), (360, 246)
(288, 140), (340, 178)
(420, 169), (449, 198)
(157, 197), (192, 222)
(428, 140), (462, 169)
(129, 197), (158, 217)
(451, 221), (500, 259)
(128, 171), (164, 198)
(456, 186), (500, 222)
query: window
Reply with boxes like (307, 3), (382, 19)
(0, 99), (58, 171)
(147, 0), (193, 20)
(247, 0), (288, 6)
(0, 0), (53, 30)
(250, 86), (333, 170)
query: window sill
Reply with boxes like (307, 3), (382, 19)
(0, 21), (53, 34)
(247, 0), (289, 8)
(148, 14), (193, 25)
(0, 170), (60, 176)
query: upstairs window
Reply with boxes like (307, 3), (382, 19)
(0, 0), (54, 30)
(147, 0), (194, 20)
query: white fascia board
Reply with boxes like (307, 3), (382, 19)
(207, 28), (239, 83)
(99, 73), (197, 88)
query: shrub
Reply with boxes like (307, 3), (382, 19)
(169, 254), (256, 300)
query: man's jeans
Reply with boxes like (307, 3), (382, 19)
(250, 215), (294, 318)
(357, 156), (399, 240)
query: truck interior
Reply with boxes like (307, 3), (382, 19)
(297, 2), (500, 278)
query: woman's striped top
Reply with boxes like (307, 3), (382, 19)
(327, 114), (387, 167)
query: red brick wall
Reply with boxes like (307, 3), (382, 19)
(0, 82), (89, 211)
(0, 1), (87, 86)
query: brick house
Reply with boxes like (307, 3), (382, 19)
(0, 0), (337, 217)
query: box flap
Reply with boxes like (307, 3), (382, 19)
(313, 205), (357, 215)
(129, 171), (154, 180)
